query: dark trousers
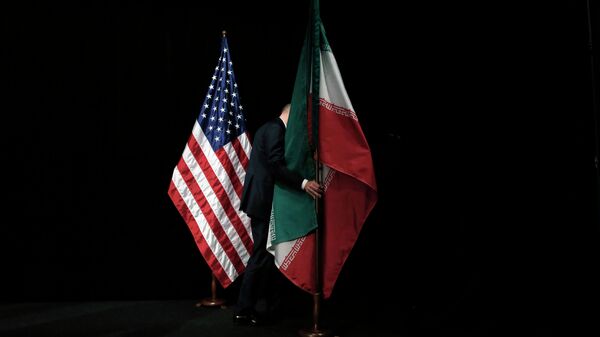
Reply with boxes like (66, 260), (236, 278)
(235, 216), (283, 317)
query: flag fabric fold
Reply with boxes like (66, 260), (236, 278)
(268, 0), (378, 298)
(168, 35), (253, 288)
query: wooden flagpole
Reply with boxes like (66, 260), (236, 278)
(300, 1), (332, 335)
(299, 161), (331, 337)
(586, 0), (600, 228)
(195, 31), (230, 310)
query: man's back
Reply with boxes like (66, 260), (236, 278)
(239, 118), (285, 220)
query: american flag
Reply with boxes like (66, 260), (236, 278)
(168, 34), (253, 288)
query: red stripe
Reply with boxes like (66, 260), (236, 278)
(168, 180), (233, 288)
(318, 100), (377, 190)
(214, 148), (244, 199)
(213, 148), (254, 253)
(279, 233), (316, 295)
(321, 172), (377, 299)
(176, 152), (246, 275)
(245, 130), (253, 144)
(231, 136), (249, 170)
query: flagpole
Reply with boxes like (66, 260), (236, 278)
(299, 152), (331, 337)
(196, 273), (226, 308)
(300, 1), (332, 335)
(586, 0), (600, 229)
(194, 30), (232, 310)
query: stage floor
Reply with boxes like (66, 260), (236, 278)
(0, 300), (406, 337)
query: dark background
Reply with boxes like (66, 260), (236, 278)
(3, 0), (600, 335)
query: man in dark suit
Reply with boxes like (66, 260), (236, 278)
(233, 104), (322, 326)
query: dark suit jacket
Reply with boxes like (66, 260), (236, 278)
(240, 118), (304, 221)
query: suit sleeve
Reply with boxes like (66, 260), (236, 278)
(264, 123), (304, 190)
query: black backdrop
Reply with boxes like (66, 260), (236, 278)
(3, 1), (600, 334)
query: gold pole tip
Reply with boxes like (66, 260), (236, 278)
(222, 30), (227, 37)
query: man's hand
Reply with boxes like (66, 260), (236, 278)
(303, 180), (323, 199)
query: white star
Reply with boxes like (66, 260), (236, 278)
(217, 87), (221, 91)
(227, 70), (232, 75)
(212, 75), (217, 80)
(228, 120), (232, 125)
(235, 124), (240, 129)
(229, 61), (232, 65)
(221, 67), (225, 71)
(218, 117), (224, 122)
(210, 116), (216, 121)
(203, 104), (209, 109)
(208, 125), (213, 130)
(226, 129), (231, 134)
(222, 98), (227, 103)
(237, 114), (242, 119)
(215, 136), (220, 141)
(209, 85), (214, 90)
(239, 105), (243, 110)
(218, 77), (222, 82)
(223, 48), (228, 53)
(206, 94), (211, 99)
(201, 113), (207, 118)
(225, 88), (229, 93)
(212, 106), (217, 111)
(226, 80), (230, 84)
(230, 102), (235, 107)
(232, 93), (237, 97)
(229, 111), (233, 116)
(234, 83), (237, 87)
(217, 127), (221, 131)
(215, 66), (219, 70)
(220, 107), (225, 112)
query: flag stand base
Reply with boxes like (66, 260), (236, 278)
(298, 328), (332, 337)
(195, 297), (226, 308)
(195, 273), (227, 308)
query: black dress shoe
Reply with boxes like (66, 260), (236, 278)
(233, 314), (249, 326)
(248, 314), (260, 326)
(232, 313), (260, 326)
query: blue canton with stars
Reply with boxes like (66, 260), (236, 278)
(198, 35), (247, 151)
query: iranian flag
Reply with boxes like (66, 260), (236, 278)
(267, 0), (378, 298)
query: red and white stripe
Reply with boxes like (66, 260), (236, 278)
(168, 120), (253, 288)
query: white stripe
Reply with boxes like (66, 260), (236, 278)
(269, 239), (306, 271)
(238, 132), (252, 161)
(319, 50), (354, 111)
(171, 166), (238, 282)
(222, 133), (250, 186)
(321, 164), (335, 191)
(192, 122), (240, 207)
(181, 140), (251, 264)
(223, 142), (246, 185)
(267, 210), (304, 270)
(222, 138), (252, 236)
(221, 139), (252, 238)
(229, 133), (252, 230)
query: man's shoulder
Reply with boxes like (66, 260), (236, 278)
(258, 118), (284, 133)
